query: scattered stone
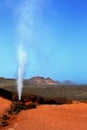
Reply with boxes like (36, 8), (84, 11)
(7, 100), (37, 115)
(25, 102), (36, 109)
(0, 120), (8, 127)
(0, 114), (10, 127)
(2, 114), (10, 120)
(11, 108), (20, 115)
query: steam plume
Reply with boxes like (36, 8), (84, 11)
(17, 45), (26, 100)
(16, 0), (42, 100)
(16, 0), (52, 100)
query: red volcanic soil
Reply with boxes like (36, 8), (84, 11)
(0, 97), (11, 115)
(1, 98), (87, 130)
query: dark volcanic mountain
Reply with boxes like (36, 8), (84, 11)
(24, 76), (60, 85)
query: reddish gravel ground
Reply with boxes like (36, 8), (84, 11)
(0, 97), (11, 115)
(1, 97), (87, 130)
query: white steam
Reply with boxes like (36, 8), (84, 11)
(16, 0), (52, 100)
(16, 0), (41, 40)
(17, 45), (27, 100)
(16, 0), (42, 100)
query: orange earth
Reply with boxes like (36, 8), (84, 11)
(0, 97), (87, 130)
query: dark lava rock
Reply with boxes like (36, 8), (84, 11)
(8, 101), (24, 115)
(22, 94), (37, 102)
(43, 98), (57, 104)
(54, 97), (73, 105)
(2, 114), (10, 120)
(0, 88), (12, 100)
(0, 121), (8, 127)
(11, 92), (73, 106)
(25, 101), (36, 109)
(8, 100), (37, 115)
(0, 114), (10, 127)
(36, 96), (44, 104)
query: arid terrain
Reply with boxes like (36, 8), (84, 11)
(0, 77), (87, 130)
(0, 97), (87, 130)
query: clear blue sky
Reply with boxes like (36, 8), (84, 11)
(0, 0), (87, 84)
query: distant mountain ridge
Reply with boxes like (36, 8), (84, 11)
(0, 77), (74, 85)
(24, 76), (74, 85)
(24, 76), (60, 85)
(63, 80), (74, 85)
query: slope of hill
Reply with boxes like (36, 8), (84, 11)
(24, 76), (60, 85)
(63, 80), (74, 85)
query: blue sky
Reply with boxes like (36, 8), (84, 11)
(0, 0), (87, 84)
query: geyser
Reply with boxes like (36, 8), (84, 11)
(17, 45), (27, 100)
(15, 0), (52, 100)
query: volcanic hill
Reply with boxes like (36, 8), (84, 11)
(24, 76), (60, 85)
